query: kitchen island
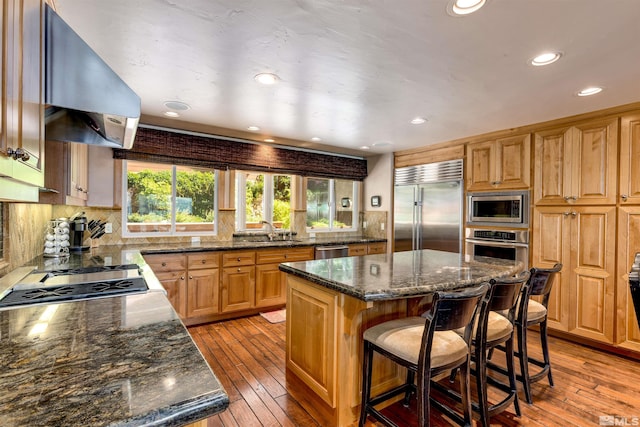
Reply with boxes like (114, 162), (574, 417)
(0, 248), (228, 426)
(279, 249), (523, 427)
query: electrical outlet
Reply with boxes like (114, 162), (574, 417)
(380, 223), (385, 231)
(363, 221), (367, 229)
(104, 223), (113, 233)
(191, 236), (201, 244)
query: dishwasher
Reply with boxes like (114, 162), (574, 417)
(314, 246), (349, 260)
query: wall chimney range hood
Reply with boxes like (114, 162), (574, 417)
(44, 4), (140, 149)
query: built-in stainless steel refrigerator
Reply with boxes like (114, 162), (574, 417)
(393, 159), (463, 253)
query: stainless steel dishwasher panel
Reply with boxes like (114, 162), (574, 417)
(314, 246), (349, 260)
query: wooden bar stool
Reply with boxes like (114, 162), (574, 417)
(515, 263), (562, 404)
(358, 284), (489, 427)
(436, 271), (529, 426)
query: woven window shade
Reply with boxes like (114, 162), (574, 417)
(113, 127), (368, 181)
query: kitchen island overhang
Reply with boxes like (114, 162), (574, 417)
(279, 249), (523, 427)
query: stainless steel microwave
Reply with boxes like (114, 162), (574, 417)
(467, 191), (529, 227)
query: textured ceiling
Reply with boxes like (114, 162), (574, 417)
(55, 0), (640, 155)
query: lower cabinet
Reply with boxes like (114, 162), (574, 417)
(616, 206), (640, 352)
(349, 242), (387, 256)
(221, 265), (255, 312)
(145, 252), (220, 323)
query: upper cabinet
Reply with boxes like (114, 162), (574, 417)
(533, 118), (618, 206)
(39, 141), (89, 206)
(466, 133), (530, 191)
(620, 114), (640, 205)
(0, 0), (45, 192)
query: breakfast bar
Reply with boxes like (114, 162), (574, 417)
(279, 249), (522, 427)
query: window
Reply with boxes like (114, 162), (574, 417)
(306, 178), (358, 231)
(236, 172), (291, 230)
(123, 160), (218, 236)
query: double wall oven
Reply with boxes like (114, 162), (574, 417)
(465, 190), (530, 269)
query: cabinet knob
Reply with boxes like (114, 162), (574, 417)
(284, 254), (288, 259)
(161, 262), (167, 267)
(7, 147), (30, 161)
(622, 194), (629, 201)
(180, 276), (185, 280)
(237, 268), (241, 272)
(201, 259), (206, 264)
(237, 257), (241, 262)
(189, 275), (193, 280)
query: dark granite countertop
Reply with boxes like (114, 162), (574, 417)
(0, 292), (228, 426)
(132, 236), (386, 254)
(279, 249), (523, 301)
(0, 247), (229, 426)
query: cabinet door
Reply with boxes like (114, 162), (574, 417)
(255, 263), (286, 308)
(532, 206), (571, 331)
(144, 253), (186, 272)
(221, 266), (255, 312)
(569, 206), (616, 343)
(571, 119), (618, 205)
(616, 206), (640, 352)
(466, 140), (495, 191)
(1, 0), (44, 186)
(620, 114), (640, 205)
(495, 134), (530, 189)
(187, 268), (219, 318)
(533, 127), (573, 205)
(154, 271), (187, 318)
(69, 143), (89, 202)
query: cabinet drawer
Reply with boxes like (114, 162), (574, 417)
(367, 243), (386, 255)
(222, 251), (256, 267)
(256, 247), (314, 264)
(348, 244), (367, 256)
(144, 254), (186, 272)
(187, 252), (220, 269)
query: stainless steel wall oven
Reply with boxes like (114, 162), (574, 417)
(465, 227), (529, 269)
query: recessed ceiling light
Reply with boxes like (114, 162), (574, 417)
(577, 86), (603, 97)
(360, 145), (371, 150)
(254, 73), (279, 85)
(310, 137), (322, 142)
(530, 52), (562, 66)
(163, 101), (190, 111)
(264, 138), (275, 143)
(247, 126), (260, 131)
(372, 142), (392, 148)
(163, 111), (180, 118)
(410, 117), (427, 125)
(447, 0), (486, 16)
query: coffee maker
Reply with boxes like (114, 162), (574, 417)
(69, 212), (90, 252)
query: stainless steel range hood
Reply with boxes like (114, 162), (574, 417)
(44, 4), (140, 149)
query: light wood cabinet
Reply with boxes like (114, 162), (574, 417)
(220, 250), (255, 313)
(532, 205), (616, 343)
(255, 246), (314, 308)
(620, 114), (640, 205)
(367, 242), (387, 255)
(466, 134), (531, 191)
(348, 244), (367, 256)
(145, 252), (219, 321)
(533, 119), (618, 205)
(0, 0), (44, 191)
(39, 141), (89, 205)
(616, 206), (640, 352)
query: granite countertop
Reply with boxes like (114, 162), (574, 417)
(0, 247), (229, 426)
(133, 236), (386, 254)
(0, 292), (228, 426)
(279, 249), (523, 301)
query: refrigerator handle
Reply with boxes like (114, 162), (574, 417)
(415, 187), (423, 250)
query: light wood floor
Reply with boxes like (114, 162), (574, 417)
(188, 315), (640, 426)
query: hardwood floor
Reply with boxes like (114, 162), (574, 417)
(188, 315), (640, 426)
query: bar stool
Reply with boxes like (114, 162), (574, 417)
(436, 271), (529, 427)
(515, 263), (562, 404)
(358, 284), (489, 427)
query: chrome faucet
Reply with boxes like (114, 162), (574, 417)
(261, 220), (277, 241)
